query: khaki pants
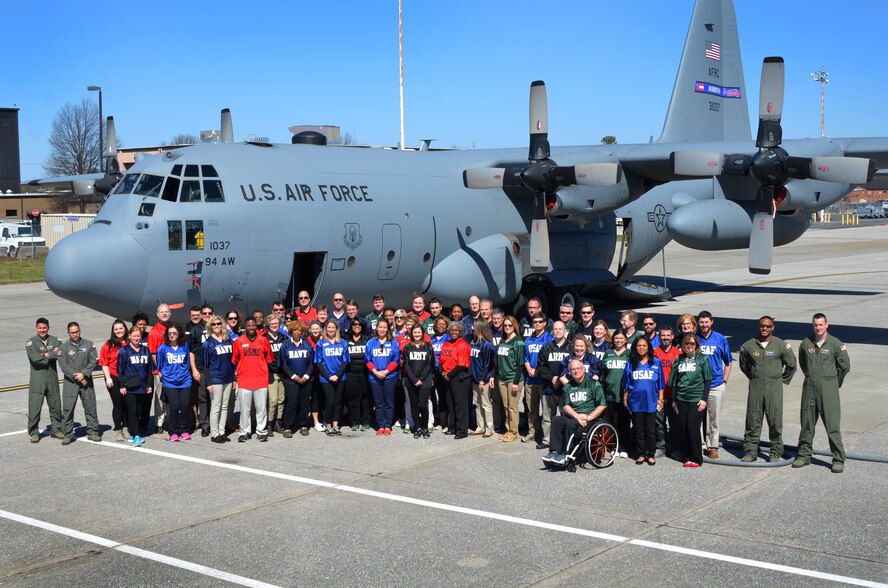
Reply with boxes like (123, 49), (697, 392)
(497, 380), (522, 436)
(473, 380), (494, 433)
(267, 373), (285, 423)
(524, 383), (543, 439)
(541, 394), (560, 445)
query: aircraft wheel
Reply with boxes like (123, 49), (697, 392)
(550, 286), (579, 317)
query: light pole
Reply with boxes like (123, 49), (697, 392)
(87, 85), (103, 172)
(810, 67), (828, 137)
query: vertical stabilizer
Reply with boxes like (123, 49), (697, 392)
(657, 0), (750, 143)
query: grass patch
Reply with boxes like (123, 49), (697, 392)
(0, 254), (46, 285)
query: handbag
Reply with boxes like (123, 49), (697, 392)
(124, 373), (142, 389)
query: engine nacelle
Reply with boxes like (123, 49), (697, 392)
(667, 199), (810, 250)
(549, 179), (631, 221)
(426, 233), (522, 304)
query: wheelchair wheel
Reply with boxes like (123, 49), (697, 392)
(585, 421), (618, 468)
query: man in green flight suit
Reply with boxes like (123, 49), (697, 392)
(26, 317), (63, 442)
(738, 316), (796, 462)
(792, 313), (851, 473)
(57, 321), (101, 444)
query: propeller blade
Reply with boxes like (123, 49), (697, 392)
(463, 167), (506, 189)
(221, 108), (233, 143)
(528, 81), (549, 161)
(809, 157), (876, 184)
(529, 194), (550, 270)
(672, 151), (726, 176)
(756, 57), (784, 148)
(104, 116), (117, 158)
(748, 211), (773, 274)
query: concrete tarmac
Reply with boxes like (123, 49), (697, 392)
(1, 225), (886, 587)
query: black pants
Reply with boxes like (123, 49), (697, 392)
(322, 380), (345, 425)
(447, 375), (471, 436)
(106, 376), (126, 430)
(550, 414), (585, 454)
(196, 370), (210, 431)
(676, 400), (704, 465)
(430, 377), (441, 426)
(406, 383), (431, 433)
(434, 373), (449, 428)
(164, 387), (190, 435)
(310, 380), (324, 421)
(632, 411), (656, 458)
(282, 378), (313, 431)
(345, 373), (371, 427)
(604, 401), (632, 453)
(124, 393), (151, 437)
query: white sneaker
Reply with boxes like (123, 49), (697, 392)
(618, 451), (629, 458)
(314, 422), (325, 432)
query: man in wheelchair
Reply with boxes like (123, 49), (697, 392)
(543, 359), (607, 467)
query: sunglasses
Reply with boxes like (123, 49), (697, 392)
(298, 296), (310, 300)
(643, 322), (655, 326)
(580, 311), (593, 315)
(532, 320), (545, 324)
(227, 317), (238, 321)
(211, 322), (222, 326)
(201, 311), (212, 315)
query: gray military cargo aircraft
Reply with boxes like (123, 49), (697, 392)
(44, 0), (887, 320)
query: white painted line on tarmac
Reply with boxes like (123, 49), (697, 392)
(0, 429), (27, 438)
(75, 438), (887, 587)
(0, 509), (282, 588)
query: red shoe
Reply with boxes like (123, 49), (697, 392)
(683, 461), (701, 468)
(384, 428), (392, 436)
(376, 428), (385, 436)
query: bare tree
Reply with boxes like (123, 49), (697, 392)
(341, 131), (356, 146)
(45, 98), (102, 176)
(169, 133), (198, 145)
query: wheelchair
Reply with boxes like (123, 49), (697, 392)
(546, 419), (619, 472)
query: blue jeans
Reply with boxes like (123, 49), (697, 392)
(370, 378), (396, 429)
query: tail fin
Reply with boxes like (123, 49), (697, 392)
(657, 0), (750, 143)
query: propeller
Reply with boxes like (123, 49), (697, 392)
(671, 57), (875, 274)
(463, 81), (621, 270)
(95, 116), (122, 196)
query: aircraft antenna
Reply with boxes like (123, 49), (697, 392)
(810, 66), (829, 137)
(398, 0), (406, 150)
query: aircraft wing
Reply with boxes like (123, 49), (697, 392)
(833, 137), (888, 170)
(26, 173), (105, 190)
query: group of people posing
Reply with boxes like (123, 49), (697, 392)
(25, 290), (850, 472)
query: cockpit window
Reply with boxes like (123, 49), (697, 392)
(181, 180), (202, 202)
(114, 174), (140, 195)
(203, 180), (224, 202)
(162, 177), (180, 202)
(133, 174), (164, 197)
(184, 164), (199, 177)
(201, 165), (219, 178)
(171, 164), (182, 177)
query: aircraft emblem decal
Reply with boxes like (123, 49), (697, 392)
(646, 203), (671, 232)
(343, 223), (363, 249)
(818, 166), (829, 172)
(767, 102), (773, 113)
(759, 218), (765, 230)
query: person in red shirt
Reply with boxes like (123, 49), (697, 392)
(292, 290), (318, 323)
(147, 303), (171, 434)
(439, 321), (472, 439)
(653, 325), (682, 457)
(231, 318), (274, 442)
(411, 292), (431, 323)
(99, 319), (128, 441)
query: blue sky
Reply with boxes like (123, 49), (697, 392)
(5, 0), (888, 180)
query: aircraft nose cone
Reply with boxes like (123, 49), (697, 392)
(46, 225), (148, 316)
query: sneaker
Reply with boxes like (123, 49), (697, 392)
(61, 436), (72, 445)
(536, 442), (549, 450)
(414, 430), (422, 439)
(655, 449), (665, 458)
(87, 434), (101, 442)
(383, 428), (392, 436)
(133, 436), (144, 447)
(181, 432), (191, 441)
(30, 434), (40, 443)
(362, 424), (371, 431)
(791, 458), (810, 469)
(434, 425), (442, 431)
(740, 454), (756, 463)
(543, 450), (559, 462)
(552, 453), (568, 466)
(299, 427), (310, 436)
(238, 435), (247, 443)
(422, 429), (430, 439)
(403, 426), (411, 434)
(618, 451), (628, 458)
(169, 434), (180, 442)
(116, 430), (125, 442)
(332, 427), (342, 436)
(682, 461), (700, 468)
(376, 428), (385, 436)
(521, 434), (535, 443)
(283, 429), (293, 438)
(831, 462), (844, 474)
(212, 436), (225, 444)
(325, 428), (335, 436)
(201, 428), (210, 438)
(127, 436), (134, 443)
(258, 434), (268, 442)
(314, 422), (325, 432)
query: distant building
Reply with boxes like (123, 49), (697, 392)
(0, 108), (21, 194)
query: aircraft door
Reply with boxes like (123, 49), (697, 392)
(285, 252), (326, 309)
(378, 224), (401, 280)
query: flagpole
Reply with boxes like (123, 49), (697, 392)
(399, 0), (405, 150)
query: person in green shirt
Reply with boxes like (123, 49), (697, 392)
(543, 359), (606, 466)
(601, 331), (630, 456)
(496, 316), (525, 442)
(668, 333), (712, 467)
(26, 317), (63, 442)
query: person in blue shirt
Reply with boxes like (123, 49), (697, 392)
(469, 320), (496, 437)
(622, 337), (665, 465)
(641, 314), (661, 348)
(117, 326), (153, 447)
(696, 311), (732, 459)
(314, 320), (350, 435)
(280, 320), (315, 437)
(156, 323), (197, 442)
(559, 336), (602, 383)
(365, 318), (400, 435)
(523, 313), (554, 446)
(202, 316), (235, 443)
